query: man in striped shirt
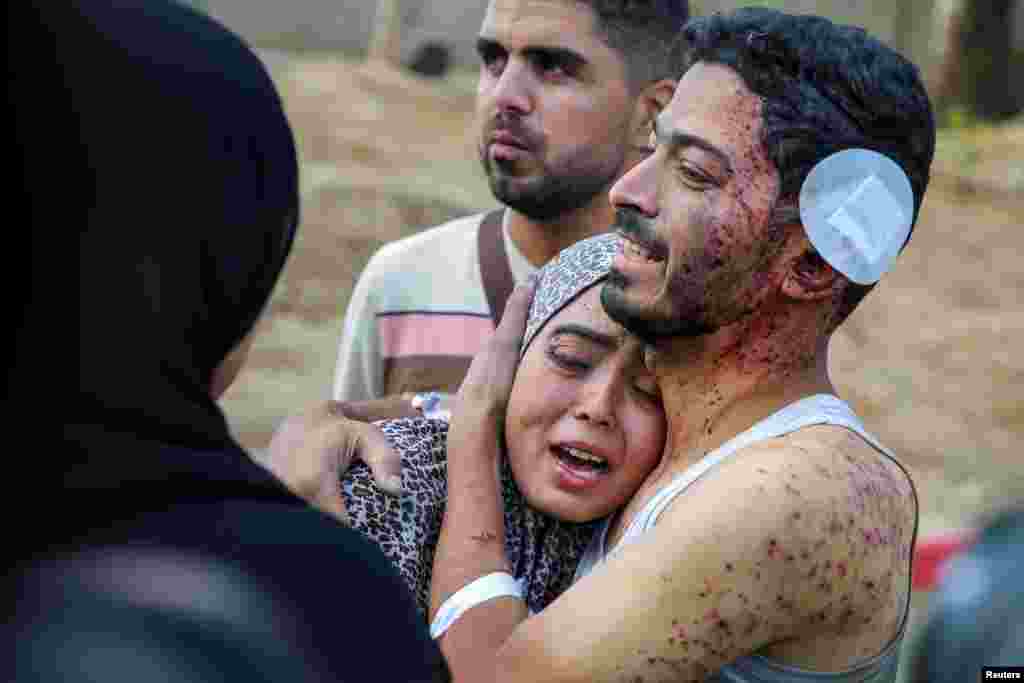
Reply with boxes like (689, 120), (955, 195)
(332, 0), (690, 409)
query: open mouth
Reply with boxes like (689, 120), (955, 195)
(617, 232), (665, 264)
(553, 445), (609, 479)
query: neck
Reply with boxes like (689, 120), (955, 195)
(505, 198), (614, 268)
(648, 304), (836, 471)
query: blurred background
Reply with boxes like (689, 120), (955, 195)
(203, 0), (1022, 671)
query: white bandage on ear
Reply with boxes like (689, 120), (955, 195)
(799, 148), (915, 285)
(429, 572), (525, 639)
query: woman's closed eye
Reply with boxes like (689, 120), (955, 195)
(545, 335), (602, 373)
(546, 346), (595, 372)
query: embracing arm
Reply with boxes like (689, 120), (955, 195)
(429, 397), (528, 673)
(432, 427), (913, 681)
(428, 280), (535, 678)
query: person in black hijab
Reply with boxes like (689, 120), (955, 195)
(10, 2), (448, 681)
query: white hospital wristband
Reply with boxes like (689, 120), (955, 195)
(429, 572), (524, 639)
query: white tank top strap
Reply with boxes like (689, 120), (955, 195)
(619, 394), (890, 552)
(572, 394), (912, 682)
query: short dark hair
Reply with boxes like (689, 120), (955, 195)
(579, 1), (691, 90)
(681, 8), (936, 325)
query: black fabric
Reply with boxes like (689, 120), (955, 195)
(11, 503), (449, 683)
(11, 2), (448, 680)
(68, 0), (299, 455)
(42, 0), (303, 546)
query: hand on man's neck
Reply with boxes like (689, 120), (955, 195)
(506, 198), (615, 268)
(646, 303), (837, 470)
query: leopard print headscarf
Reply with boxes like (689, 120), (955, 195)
(521, 232), (618, 357)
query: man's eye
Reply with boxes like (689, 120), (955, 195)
(680, 163), (714, 188)
(479, 49), (507, 75)
(536, 54), (562, 74)
(534, 53), (578, 79)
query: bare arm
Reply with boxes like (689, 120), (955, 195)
(433, 423), (914, 681)
(428, 279), (535, 679)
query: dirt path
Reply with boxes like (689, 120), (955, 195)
(224, 54), (1023, 536)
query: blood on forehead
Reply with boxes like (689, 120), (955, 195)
(668, 62), (781, 209)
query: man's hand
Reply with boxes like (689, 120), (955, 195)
(261, 401), (402, 524)
(332, 395), (420, 422)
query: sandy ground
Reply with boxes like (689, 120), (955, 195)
(222, 53), (1024, 540)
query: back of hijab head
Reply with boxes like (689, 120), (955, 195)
(41, 0), (299, 513)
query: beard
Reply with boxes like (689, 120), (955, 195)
(600, 268), (718, 345)
(480, 143), (623, 222)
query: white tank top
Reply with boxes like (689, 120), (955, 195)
(572, 394), (913, 683)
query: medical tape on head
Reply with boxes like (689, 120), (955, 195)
(799, 149), (914, 285)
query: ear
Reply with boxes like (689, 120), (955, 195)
(781, 245), (842, 302)
(626, 78), (676, 154)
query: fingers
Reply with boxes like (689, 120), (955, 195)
(357, 424), (404, 496)
(329, 417), (403, 496)
(455, 278), (534, 409)
(493, 275), (537, 348)
(334, 396), (419, 422)
(264, 401), (405, 524)
(315, 474), (351, 526)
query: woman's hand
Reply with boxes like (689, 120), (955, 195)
(260, 401), (402, 525)
(430, 277), (537, 653)
(453, 276), (537, 423)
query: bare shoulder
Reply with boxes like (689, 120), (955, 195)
(704, 424), (916, 519)
(772, 424), (917, 529)
(495, 426), (917, 679)
(658, 424), (917, 649)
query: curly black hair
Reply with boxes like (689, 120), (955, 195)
(681, 8), (936, 324)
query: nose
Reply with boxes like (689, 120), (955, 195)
(609, 153), (658, 218)
(573, 374), (618, 429)
(489, 59), (533, 116)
